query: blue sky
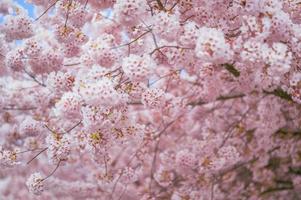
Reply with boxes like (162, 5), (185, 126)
(1, 1), (112, 21)
(0, 0), (34, 23)
(15, 0), (35, 18)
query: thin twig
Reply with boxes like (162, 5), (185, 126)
(219, 107), (251, 148)
(210, 181), (215, 200)
(64, 0), (73, 28)
(168, 0), (179, 11)
(23, 69), (46, 87)
(219, 95), (267, 148)
(2, 106), (37, 111)
(150, 45), (193, 55)
(44, 124), (57, 134)
(84, 0), (89, 9)
(180, 15), (195, 25)
(146, 0), (154, 16)
(27, 147), (48, 164)
(103, 67), (122, 77)
(156, 0), (166, 11)
(43, 160), (62, 181)
(16, 147), (46, 154)
(110, 142), (146, 199)
(118, 186), (127, 200)
(35, 0), (60, 21)
(260, 187), (294, 196)
(148, 69), (181, 87)
(65, 120), (82, 133)
(111, 30), (152, 49)
(149, 118), (183, 194)
(139, 20), (166, 58)
(63, 62), (81, 66)
(187, 93), (245, 107)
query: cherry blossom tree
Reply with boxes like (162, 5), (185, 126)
(0, 0), (301, 199)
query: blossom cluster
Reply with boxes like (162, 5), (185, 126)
(0, 0), (301, 199)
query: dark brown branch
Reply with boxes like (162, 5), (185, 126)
(156, 0), (166, 11)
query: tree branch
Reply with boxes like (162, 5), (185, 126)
(43, 160), (62, 181)
(35, 0), (60, 21)
(156, 0), (166, 11)
(27, 147), (48, 165)
(24, 69), (46, 87)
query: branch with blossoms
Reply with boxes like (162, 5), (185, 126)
(1, 0), (301, 199)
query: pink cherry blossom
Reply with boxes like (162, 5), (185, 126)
(0, 0), (301, 199)
(26, 172), (44, 195)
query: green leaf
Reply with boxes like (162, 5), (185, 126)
(289, 166), (301, 175)
(222, 63), (240, 77)
(245, 129), (256, 143)
(275, 128), (301, 139)
(272, 88), (293, 101)
(263, 88), (293, 101)
(266, 156), (281, 170)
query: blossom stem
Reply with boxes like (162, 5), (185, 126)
(27, 147), (48, 165)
